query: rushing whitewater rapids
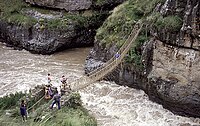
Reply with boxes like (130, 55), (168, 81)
(0, 43), (199, 126)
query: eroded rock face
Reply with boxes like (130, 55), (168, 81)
(25, 0), (92, 11)
(0, 0), (125, 54)
(154, 0), (200, 49)
(147, 40), (200, 117)
(147, 0), (200, 116)
(85, 0), (200, 117)
(0, 19), (94, 54)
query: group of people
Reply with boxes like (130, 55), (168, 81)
(45, 73), (71, 109)
(20, 73), (71, 122)
(46, 73), (71, 96)
(47, 73), (71, 89)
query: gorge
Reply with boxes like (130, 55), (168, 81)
(0, 0), (200, 121)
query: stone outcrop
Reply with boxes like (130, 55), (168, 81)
(0, 16), (96, 54)
(147, 40), (200, 117)
(25, 0), (92, 11)
(24, 0), (126, 11)
(0, 0), (125, 54)
(85, 0), (200, 117)
(153, 0), (200, 50)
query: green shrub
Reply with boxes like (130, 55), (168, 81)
(0, 92), (25, 109)
(129, 0), (165, 15)
(155, 15), (183, 32)
(125, 28), (149, 66)
(7, 13), (37, 26)
(0, 0), (37, 27)
(0, 0), (28, 14)
(94, 0), (108, 6)
(147, 12), (183, 32)
(146, 12), (162, 23)
(37, 106), (97, 126)
(66, 92), (82, 108)
(96, 1), (140, 48)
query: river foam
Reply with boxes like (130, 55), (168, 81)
(80, 81), (200, 126)
(0, 43), (199, 126)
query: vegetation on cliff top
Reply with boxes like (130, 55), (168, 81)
(93, 0), (122, 6)
(147, 12), (182, 32)
(0, 0), (106, 29)
(0, 91), (97, 126)
(95, 0), (182, 65)
(0, 0), (37, 26)
(96, 0), (166, 46)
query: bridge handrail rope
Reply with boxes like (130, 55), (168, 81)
(87, 22), (141, 76)
(15, 21), (142, 119)
(27, 92), (45, 111)
(70, 21), (143, 91)
(88, 23), (142, 80)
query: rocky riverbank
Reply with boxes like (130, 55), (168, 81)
(0, 0), (199, 118)
(85, 0), (200, 117)
(0, 0), (124, 54)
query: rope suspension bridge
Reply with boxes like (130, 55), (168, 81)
(70, 21), (143, 91)
(29, 21), (143, 111)
(1, 21), (143, 125)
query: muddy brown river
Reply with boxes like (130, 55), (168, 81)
(0, 42), (199, 126)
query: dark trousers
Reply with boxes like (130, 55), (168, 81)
(51, 100), (61, 109)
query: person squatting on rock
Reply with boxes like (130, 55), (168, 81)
(60, 75), (71, 95)
(61, 75), (67, 90)
(50, 89), (61, 109)
(20, 100), (28, 122)
(45, 85), (53, 99)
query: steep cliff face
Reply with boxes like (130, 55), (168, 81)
(147, 40), (200, 117)
(146, 0), (200, 117)
(0, 0), (124, 54)
(0, 21), (95, 54)
(85, 0), (200, 117)
(152, 0), (200, 50)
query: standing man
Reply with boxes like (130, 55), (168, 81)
(50, 89), (61, 109)
(20, 100), (28, 122)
